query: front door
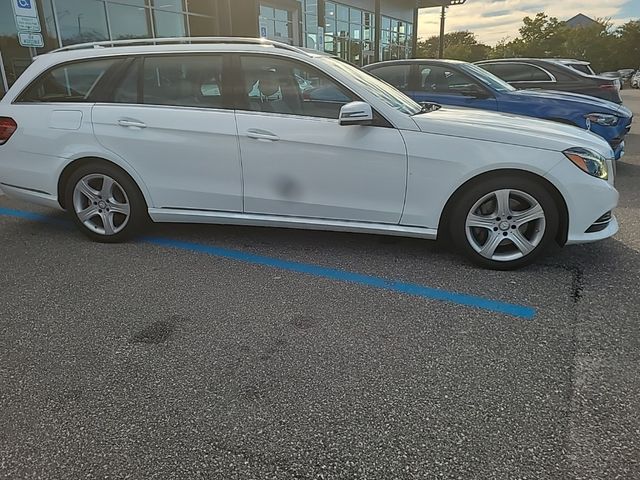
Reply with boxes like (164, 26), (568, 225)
(92, 54), (243, 212)
(409, 64), (498, 111)
(235, 54), (407, 224)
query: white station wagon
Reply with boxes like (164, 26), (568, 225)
(0, 38), (619, 269)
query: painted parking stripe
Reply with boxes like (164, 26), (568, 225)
(0, 207), (537, 319)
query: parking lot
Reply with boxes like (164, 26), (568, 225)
(1, 90), (639, 479)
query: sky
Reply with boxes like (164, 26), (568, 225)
(418, 0), (640, 45)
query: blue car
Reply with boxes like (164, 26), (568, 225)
(364, 59), (632, 160)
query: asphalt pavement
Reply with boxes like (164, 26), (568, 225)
(1, 91), (639, 479)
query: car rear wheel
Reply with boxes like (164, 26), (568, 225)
(449, 175), (559, 270)
(65, 163), (148, 242)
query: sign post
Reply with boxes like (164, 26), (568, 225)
(11, 0), (44, 49)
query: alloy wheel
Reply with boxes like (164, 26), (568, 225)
(72, 174), (131, 236)
(465, 189), (546, 262)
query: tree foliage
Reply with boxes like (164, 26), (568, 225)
(416, 31), (491, 62)
(416, 13), (640, 72)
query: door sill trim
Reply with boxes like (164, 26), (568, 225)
(147, 208), (438, 240)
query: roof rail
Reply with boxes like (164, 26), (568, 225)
(50, 36), (311, 56)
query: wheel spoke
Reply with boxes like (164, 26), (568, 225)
(77, 205), (99, 223)
(467, 213), (496, 230)
(479, 231), (504, 258)
(109, 201), (130, 216)
(494, 189), (511, 216)
(510, 229), (535, 255)
(77, 180), (99, 201)
(101, 211), (116, 235)
(513, 203), (545, 227)
(101, 176), (115, 200)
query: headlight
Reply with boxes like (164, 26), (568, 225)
(585, 113), (619, 127)
(563, 147), (608, 180)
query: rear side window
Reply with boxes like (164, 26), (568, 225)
(17, 59), (120, 103)
(141, 55), (226, 108)
(481, 63), (553, 82)
(368, 65), (411, 90)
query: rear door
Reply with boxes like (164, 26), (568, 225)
(92, 54), (242, 211)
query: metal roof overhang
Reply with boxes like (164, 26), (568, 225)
(417, 0), (467, 7)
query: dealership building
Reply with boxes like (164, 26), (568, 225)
(0, 1), (457, 96)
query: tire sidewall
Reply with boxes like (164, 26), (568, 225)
(64, 162), (148, 242)
(449, 175), (560, 270)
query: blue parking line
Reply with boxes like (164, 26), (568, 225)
(0, 207), (536, 319)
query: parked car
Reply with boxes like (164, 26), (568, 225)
(600, 71), (623, 90)
(618, 68), (636, 84)
(364, 59), (632, 160)
(476, 58), (622, 104)
(0, 38), (619, 269)
(554, 59), (596, 76)
(631, 71), (640, 89)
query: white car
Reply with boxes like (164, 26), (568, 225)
(0, 38), (619, 269)
(632, 71), (640, 89)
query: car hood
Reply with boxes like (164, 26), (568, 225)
(509, 89), (630, 116)
(412, 107), (614, 157)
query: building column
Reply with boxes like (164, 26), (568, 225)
(374, 0), (381, 62)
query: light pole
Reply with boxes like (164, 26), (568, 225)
(438, 5), (446, 58)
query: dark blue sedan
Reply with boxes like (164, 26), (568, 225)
(364, 59), (632, 160)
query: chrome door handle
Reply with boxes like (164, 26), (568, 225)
(118, 119), (147, 128)
(246, 129), (279, 141)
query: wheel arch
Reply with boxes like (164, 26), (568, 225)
(57, 156), (152, 210)
(437, 168), (569, 246)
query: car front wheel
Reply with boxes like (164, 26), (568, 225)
(449, 175), (560, 270)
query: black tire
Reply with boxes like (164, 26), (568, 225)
(64, 161), (149, 243)
(448, 174), (560, 270)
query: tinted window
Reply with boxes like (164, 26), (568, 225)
(142, 55), (226, 108)
(369, 65), (411, 90)
(240, 56), (356, 119)
(419, 65), (482, 95)
(481, 63), (553, 82)
(18, 59), (119, 103)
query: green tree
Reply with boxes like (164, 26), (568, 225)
(617, 20), (640, 69)
(416, 31), (490, 62)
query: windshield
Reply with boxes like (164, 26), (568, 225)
(321, 57), (422, 115)
(462, 63), (516, 93)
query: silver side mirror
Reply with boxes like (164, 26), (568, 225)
(339, 101), (374, 126)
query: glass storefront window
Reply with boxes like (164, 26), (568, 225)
(56, 0), (109, 45)
(152, 0), (183, 12)
(380, 15), (414, 61)
(154, 10), (186, 38)
(108, 3), (151, 40)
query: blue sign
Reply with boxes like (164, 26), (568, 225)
(17, 0), (32, 9)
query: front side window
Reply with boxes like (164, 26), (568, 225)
(140, 55), (226, 108)
(239, 56), (356, 119)
(320, 57), (421, 115)
(418, 65), (482, 95)
(18, 58), (120, 103)
(368, 65), (411, 91)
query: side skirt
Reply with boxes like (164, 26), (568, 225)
(148, 208), (438, 240)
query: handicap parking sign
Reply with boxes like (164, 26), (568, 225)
(17, 0), (32, 9)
